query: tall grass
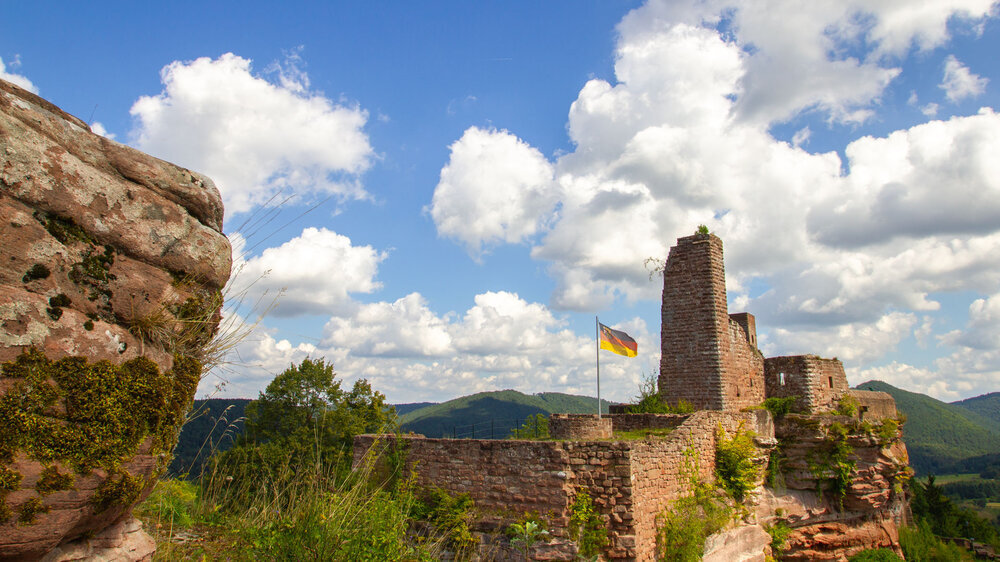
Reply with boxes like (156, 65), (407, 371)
(137, 436), (448, 560)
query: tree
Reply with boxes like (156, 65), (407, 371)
(239, 357), (395, 469)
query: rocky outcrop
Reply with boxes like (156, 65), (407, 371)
(765, 414), (910, 561)
(0, 78), (231, 559)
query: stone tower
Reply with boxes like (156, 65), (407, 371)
(658, 233), (764, 410)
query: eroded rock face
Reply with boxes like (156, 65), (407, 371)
(767, 415), (910, 561)
(0, 78), (231, 560)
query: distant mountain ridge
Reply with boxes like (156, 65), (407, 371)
(398, 390), (611, 439)
(855, 381), (1000, 474)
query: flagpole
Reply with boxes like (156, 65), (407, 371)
(596, 316), (601, 419)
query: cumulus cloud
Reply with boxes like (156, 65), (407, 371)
(0, 55), (37, 93)
(425, 0), (1000, 400)
(209, 291), (658, 403)
(428, 127), (556, 257)
(940, 55), (989, 102)
(230, 227), (386, 318)
(89, 122), (115, 139)
(130, 52), (374, 217)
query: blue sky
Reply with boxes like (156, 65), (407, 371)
(4, 1), (999, 403)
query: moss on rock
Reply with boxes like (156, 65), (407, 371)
(0, 348), (202, 522)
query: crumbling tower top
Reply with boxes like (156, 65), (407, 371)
(658, 233), (764, 410)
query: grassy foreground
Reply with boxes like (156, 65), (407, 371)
(135, 442), (449, 561)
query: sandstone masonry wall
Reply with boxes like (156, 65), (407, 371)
(550, 414), (612, 440)
(659, 234), (764, 411)
(355, 410), (774, 561)
(846, 389), (897, 421)
(764, 355), (849, 414)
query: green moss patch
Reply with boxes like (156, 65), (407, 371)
(22, 263), (50, 283)
(17, 496), (49, 524)
(0, 348), (202, 521)
(36, 465), (74, 494)
(33, 211), (93, 246)
(93, 469), (144, 512)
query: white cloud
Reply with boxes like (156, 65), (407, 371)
(230, 227), (386, 318)
(0, 55), (37, 93)
(130, 52), (374, 217)
(428, 127), (556, 257)
(89, 122), (115, 139)
(210, 290), (657, 403)
(425, 0), (1000, 402)
(940, 55), (989, 102)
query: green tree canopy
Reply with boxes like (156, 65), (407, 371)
(240, 357), (396, 466)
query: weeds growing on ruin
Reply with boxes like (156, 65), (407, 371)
(656, 446), (733, 561)
(569, 489), (609, 560)
(714, 423), (760, 502)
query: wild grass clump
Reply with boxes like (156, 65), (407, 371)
(137, 436), (448, 561)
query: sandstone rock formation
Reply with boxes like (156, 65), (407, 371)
(0, 78), (231, 560)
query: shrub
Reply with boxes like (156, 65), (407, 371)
(834, 395), (860, 417)
(762, 396), (797, 418)
(135, 478), (198, 529)
(657, 482), (731, 561)
(569, 490), (609, 558)
(412, 487), (477, 557)
(715, 424), (759, 502)
(848, 548), (903, 561)
(899, 520), (972, 562)
(509, 413), (549, 439)
(876, 418), (899, 445)
(766, 521), (791, 557)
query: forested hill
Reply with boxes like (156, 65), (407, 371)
(855, 381), (1000, 475)
(952, 392), (1000, 428)
(398, 390), (611, 439)
(169, 399), (250, 477)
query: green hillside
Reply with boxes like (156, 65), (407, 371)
(169, 398), (250, 477)
(394, 402), (438, 416)
(856, 381), (1000, 475)
(399, 390), (610, 439)
(952, 392), (1000, 429)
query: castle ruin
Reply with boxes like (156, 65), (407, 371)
(355, 232), (908, 561)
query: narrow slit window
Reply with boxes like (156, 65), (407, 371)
(828, 376), (833, 388)
(779, 372), (785, 386)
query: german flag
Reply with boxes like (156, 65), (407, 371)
(599, 323), (637, 357)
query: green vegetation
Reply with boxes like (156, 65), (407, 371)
(910, 475), (999, 549)
(36, 465), (74, 494)
(848, 548), (903, 561)
(834, 394), (860, 417)
(656, 446), (733, 561)
(508, 518), (550, 558)
(569, 490), (609, 559)
(213, 357), (393, 489)
(135, 357), (456, 560)
(21, 263), (50, 283)
(714, 423), (759, 502)
(766, 521), (791, 557)
(509, 413), (549, 439)
(762, 396), (797, 418)
(614, 427), (676, 440)
(625, 372), (694, 414)
(807, 421), (857, 507)
(412, 487), (477, 556)
(168, 398), (250, 478)
(17, 496), (48, 524)
(855, 381), (1000, 475)
(899, 520), (972, 561)
(696, 224), (710, 235)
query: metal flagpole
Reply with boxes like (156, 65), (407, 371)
(596, 316), (601, 418)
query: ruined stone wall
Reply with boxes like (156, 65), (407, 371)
(628, 410), (772, 562)
(356, 410), (774, 561)
(608, 413), (688, 433)
(764, 355), (849, 414)
(847, 389), (897, 421)
(0, 78), (230, 559)
(659, 234), (764, 411)
(550, 414), (612, 440)
(725, 317), (766, 409)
